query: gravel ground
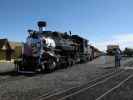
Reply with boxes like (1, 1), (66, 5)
(0, 66), (112, 100)
(0, 56), (132, 100)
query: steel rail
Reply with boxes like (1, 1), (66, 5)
(59, 69), (126, 100)
(37, 68), (124, 100)
(95, 73), (133, 100)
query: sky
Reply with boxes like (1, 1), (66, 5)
(0, 0), (133, 51)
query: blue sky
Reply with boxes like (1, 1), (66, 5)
(0, 0), (133, 51)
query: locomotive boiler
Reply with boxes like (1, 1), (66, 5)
(15, 21), (90, 73)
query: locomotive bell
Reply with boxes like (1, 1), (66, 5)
(38, 21), (47, 33)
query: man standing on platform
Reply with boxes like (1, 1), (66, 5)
(115, 48), (122, 67)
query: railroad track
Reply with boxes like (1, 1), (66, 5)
(58, 69), (133, 100)
(35, 68), (127, 100)
(0, 67), (130, 100)
(100, 71), (133, 100)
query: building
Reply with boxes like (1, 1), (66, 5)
(9, 42), (23, 59)
(106, 45), (119, 55)
(0, 39), (14, 60)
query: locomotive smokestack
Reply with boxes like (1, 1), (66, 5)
(38, 21), (47, 33)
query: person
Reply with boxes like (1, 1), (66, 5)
(115, 48), (122, 67)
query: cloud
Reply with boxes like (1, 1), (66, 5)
(93, 33), (133, 51)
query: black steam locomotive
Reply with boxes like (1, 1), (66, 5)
(15, 21), (90, 73)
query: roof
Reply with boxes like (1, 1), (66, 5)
(0, 39), (8, 49)
(0, 38), (13, 50)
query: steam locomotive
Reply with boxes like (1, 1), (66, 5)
(15, 21), (90, 73)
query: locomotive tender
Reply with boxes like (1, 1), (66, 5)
(15, 21), (90, 73)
